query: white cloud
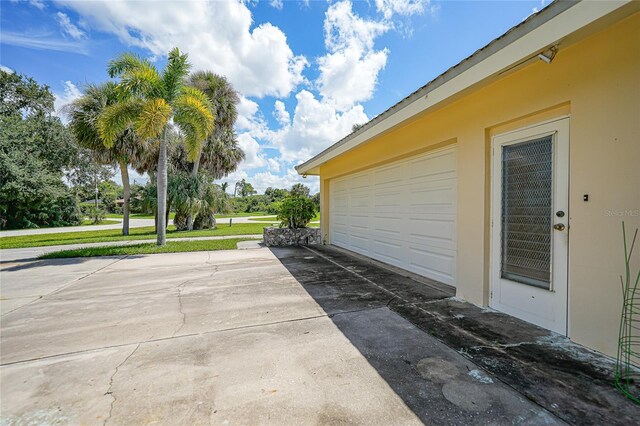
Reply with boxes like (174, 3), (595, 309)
(0, 31), (88, 54)
(56, 0), (307, 98)
(269, 90), (368, 163)
(237, 133), (267, 170)
(375, 0), (430, 20)
(56, 12), (86, 40)
(0, 65), (14, 74)
(54, 80), (82, 122)
(273, 100), (290, 127)
(220, 168), (319, 195)
(267, 158), (281, 173)
(317, 1), (390, 111)
(236, 96), (263, 133)
(28, 0), (46, 10)
(269, 0), (283, 10)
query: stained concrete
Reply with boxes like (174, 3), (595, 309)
(274, 245), (640, 425)
(2, 247), (568, 425)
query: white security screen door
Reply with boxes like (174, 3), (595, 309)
(490, 118), (569, 334)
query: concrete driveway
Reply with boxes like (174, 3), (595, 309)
(0, 248), (566, 425)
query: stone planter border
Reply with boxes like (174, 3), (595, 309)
(263, 227), (321, 247)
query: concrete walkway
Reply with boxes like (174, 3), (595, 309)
(1, 248), (560, 425)
(0, 235), (264, 263)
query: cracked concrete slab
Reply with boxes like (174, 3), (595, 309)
(0, 247), (578, 424)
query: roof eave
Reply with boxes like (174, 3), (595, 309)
(296, 0), (634, 176)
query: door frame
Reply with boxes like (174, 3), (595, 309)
(489, 116), (570, 335)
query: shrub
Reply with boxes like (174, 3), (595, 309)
(267, 201), (282, 215)
(277, 196), (316, 229)
(87, 206), (106, 224)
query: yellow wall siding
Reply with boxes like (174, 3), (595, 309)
(318, 12), (640, 357)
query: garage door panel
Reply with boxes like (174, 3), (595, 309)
(407, 246), (456, 285)
(334, 179), (349, 193)
(330, 146), (457, 286)
(409, 151), (456, 179)
(349, 216), (370, 233)
(371, 239), (402, 267)
(372, 215), (402, 235)
(350, 174), (371, 190)
(350, 193), (371, 210)
(373, 196), (404, 215)
(333, 195), (348, 210)
(349, 234), (371, 254)
(374, 165), (404, 186)
(407, 218), (456, 250)
(409, 185), (455, 207)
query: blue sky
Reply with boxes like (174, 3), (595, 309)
(1, 0), (549, 193)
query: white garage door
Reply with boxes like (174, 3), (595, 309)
(329, 146), (457, 286)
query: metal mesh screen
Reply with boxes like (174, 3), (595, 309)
(501, 136), (553, 289)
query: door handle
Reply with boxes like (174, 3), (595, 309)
(553, 223), (566, 231)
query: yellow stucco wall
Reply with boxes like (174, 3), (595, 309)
(318, 12), (640, 357)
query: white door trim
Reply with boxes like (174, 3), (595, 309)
(490, 117), (570, 334)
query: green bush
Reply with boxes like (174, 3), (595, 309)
(267, 201), (282, 214)
(88, 206), (107, 224)
(277, 196), (316, 229)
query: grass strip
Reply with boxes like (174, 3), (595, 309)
(81, 219), (120, 225)
(105, 212), (267, 219)
(0, 223), (270, 249)
(38, 238), (253, 259)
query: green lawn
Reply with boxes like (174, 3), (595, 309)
(105, 212), (266, 219)
(0, 223), (271, 249)
(105, 212), (175, 219)
(81, 219), (120, 225)
(216, 212), (267, 218)
(39, 238), (252, 259)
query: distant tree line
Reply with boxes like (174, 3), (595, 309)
(1, 53), (319, 237)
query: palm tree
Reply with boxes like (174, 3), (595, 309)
(66, 82), (145, 236)
(186, 71), (241, 177)
(183, 71), (244, 230)
(98, 48), (214, 245)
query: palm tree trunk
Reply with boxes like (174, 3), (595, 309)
(119, 160), (130, 236)
(166, 197), (172, 230)
(156, 129), (168, 246)
(185, 157), (200, 231)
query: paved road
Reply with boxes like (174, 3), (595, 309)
(0, 216), (277, 237)
(0, 248), (559, 425)
(0, 235), (264, 263)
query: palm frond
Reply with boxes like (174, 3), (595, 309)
(135, 98), (172, 140)
(174, 94), (214, 135)
(180, 86), (213, 113)
(162, 47), (191, 102)
(187, 71), (239, 129)
(107, 52), (153, 78)
(98, 99), (144, 147)
(120, 64), (163, 99)
(173, 93), (214, 162)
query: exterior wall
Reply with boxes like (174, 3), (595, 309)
(318, 12), (640, 357)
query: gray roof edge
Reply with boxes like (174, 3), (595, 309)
(295, 0), (578, 174)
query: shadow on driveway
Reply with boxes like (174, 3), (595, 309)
(270, 245), (640, 426)
(0, 257), (97, 272)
